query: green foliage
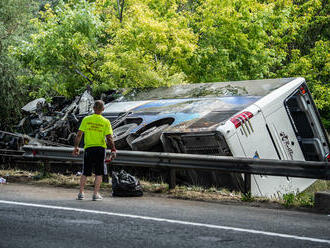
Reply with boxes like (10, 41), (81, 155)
(241, 192), (254, 202)
(295, 194), (314, 207)
(12, 0), (103, 98)
(291, 0), (329, 55)
(283, 192), (295, 207)
(279, 40), (329, 129)
(187, 0), (289, 82)
(275, 0), (329, 129)
(282, 191), (314, 208)
(13, 0), (197, 97)
(0, 0), (37, 130)
(299, 179), (330, 204)
(94, 0), (197, 89)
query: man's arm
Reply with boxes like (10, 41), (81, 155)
(106, 134), (117, 159)
(72, 130), (84, 156)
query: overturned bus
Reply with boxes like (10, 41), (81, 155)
(104, 77), (330, 197)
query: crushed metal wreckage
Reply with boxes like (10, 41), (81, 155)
(0, 89), (128, 150)
(1, 90), (95, 150)
(18, 91), (94, 145)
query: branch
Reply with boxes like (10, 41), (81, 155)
(117, 0), (122, 22)
(120, 0), (125, 23)
(116, 0), (125, 23)
(75, 69), (93, 86)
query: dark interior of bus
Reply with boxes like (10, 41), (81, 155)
(285, 86), (327, 161)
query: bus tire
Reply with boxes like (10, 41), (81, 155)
(113, 123), (138, 149)
(131, 124), (169, 151)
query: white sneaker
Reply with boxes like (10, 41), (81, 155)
(77, 192), (85, 200)
(92, 194), (103, 201)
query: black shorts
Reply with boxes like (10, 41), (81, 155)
(82, 147), (107, 176)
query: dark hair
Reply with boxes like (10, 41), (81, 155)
(93, 100), (104, 112)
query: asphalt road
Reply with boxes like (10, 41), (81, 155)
(0, 184), (329, 248)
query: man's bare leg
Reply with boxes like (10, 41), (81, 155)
(94, 175), (103, 195)
(79, 175), (87, 194)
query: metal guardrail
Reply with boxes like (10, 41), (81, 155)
(0, 149), (25, 160)
(21, 145), (330, 192)
(0, 149), (25, 155)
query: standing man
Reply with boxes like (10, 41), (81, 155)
(72, 100), (116, 201)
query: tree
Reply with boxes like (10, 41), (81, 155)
(13, 0), (103, 98)
(275, 0), (329, 130)
(280, 41), (330, 129)
(0, 0), (37, 130)
(15, 0), (197, 96)
(97, 0), (197, 89)
(186, 0), (290, 83)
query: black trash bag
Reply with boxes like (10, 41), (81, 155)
(112, 170), (143, 197)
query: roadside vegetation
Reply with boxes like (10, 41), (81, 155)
(1, 168), (329, 210)
(282, 180), (330, 208)
(0, 0), (329, 132)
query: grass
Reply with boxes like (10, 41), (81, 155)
(241, 192), (255, 202)
(1, 168), (329, 210)
(167, 185), (242, 202)
(281, 180), (330, 208)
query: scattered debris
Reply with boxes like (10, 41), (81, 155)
(0, 131), (27, 150)
(0, 177), (6, 184)
(21, 98), (46, 113)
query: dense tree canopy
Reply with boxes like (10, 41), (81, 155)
(11, 1), (102, 97)
(187, 0), (289, 82)
(1, 0), (329, 130)
(97, 0), (197, 90)
(0, 0), (37, 130)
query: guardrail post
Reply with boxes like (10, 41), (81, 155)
(243, 173), (251, 194)
(43, 160), (50, 177)
(168, 168), (176, 189)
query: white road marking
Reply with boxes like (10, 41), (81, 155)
(0, 200), (329, 244)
